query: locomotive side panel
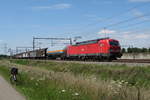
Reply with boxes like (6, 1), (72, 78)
(66, 38), (122, 60)
(67, 39), (110, 56)
(98, 39), (109, 54)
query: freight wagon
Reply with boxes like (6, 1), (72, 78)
(13, 48), (47, 59)
(47, 50), (65, 59)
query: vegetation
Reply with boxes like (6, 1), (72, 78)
(0, 59), (150, 100)
(122, 47), (150, 53)
(0, 55), (9, 59)
(10, 59), (150, 87)
(0, 63), (91, 100)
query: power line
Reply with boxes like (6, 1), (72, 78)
(74, 3), (150, 39)
(79, 3), (150, 30)
(116, 27), (150, 35)
(33, 37), (72, 50)
(109, 19), (150, 32)
(87, 13), (150, 37)
(75, 15), (150, 38)
(104, 13), (150, 28)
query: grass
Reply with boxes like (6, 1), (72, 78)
(0, 64), (91, 100)
(10, 59), (150, 87)
(0, 59), (150, 100)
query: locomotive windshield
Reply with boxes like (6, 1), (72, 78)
(109, 41), (119, 46)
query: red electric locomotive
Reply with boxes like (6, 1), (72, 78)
(66, 38), (122, 61)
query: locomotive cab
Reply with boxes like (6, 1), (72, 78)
(109, 39), (122, 59)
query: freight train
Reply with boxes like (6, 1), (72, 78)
(13, 38), (122, 61)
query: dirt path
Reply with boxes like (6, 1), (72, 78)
(0, 76), (26, 100)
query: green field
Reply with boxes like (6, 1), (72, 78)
(0, 59), (150, 100)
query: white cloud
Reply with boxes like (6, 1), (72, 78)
(97, 29), (150, 40)
(92, 0), (113, 5)
(132, 9), (150, 20)
(129, 0), (150, 2)
(105, 30), (150, 47)
(32, 3), (72, 10)
(84, 14), (102, 21)
(98, 29), (116, 34)
(132, 9), (143, 17)
(96, 28), (150, 47)
(118, 31), (150, 40)
(134, 34), (150, 39)
(0, 40), (3, 42)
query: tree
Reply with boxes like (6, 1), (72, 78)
(121, 48), (126, 53)
(127, 47), (132, 53)
(149, 48), (150, 53)
(126, 47), (149, 53)
(141, 48), (148, 53)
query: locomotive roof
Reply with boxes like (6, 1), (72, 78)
(75, 37), (110, 45)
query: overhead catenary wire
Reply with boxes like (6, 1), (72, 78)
(73, 2), (150, 39)
(117, 27), (150, 35)
(77, 2), (150, 32)
(86, 13), (150, 38)
(76, 13), (150, 38)
(103, 13), (150, 28)
(109, 19), (150, 32)
(54, 3), (150, 41)
(85, 3), (150, 27)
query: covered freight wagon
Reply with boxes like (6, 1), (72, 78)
(13, 48), (47, 59)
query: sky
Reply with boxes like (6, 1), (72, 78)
(0, 0), (150, 54)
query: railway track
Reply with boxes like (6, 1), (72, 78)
(19, 58), (150, 64)
(113, 59), (150, 63)
(54, 59), (150, 63)
(12, 58), (150, 66)
(47, 59), (150, 66)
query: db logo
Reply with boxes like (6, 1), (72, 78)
(100, 44), (104, 47)
(81, 49), (84, 51)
